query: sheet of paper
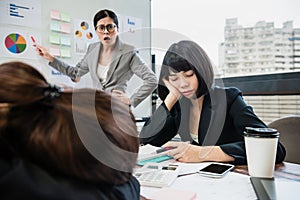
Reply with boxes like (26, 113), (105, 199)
(137, 144), (174, 163)
(272, 178), (300, 199)
(149, 187), (197, 200)
(139, 144), (158, 154)
(138, 144), (159, 161)
(140, 162), (257, 200)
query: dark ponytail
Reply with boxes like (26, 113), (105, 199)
(0, 61), (139, 185)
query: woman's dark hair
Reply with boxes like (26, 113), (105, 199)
(0, 61), (138, 185)
(158, 40), (215, 101)
(93, 9), (119, 29)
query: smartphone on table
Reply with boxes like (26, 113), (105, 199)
(198, 163), (234, 178)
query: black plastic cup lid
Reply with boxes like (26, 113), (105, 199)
(244, 127), (279, 138)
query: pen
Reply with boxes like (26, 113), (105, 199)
(177, 172), (198, 177)
(30, 36), (36, 43)
(156, 146), (176, 154)
(30, 36), (42, 54)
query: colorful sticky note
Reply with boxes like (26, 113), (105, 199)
(60, 48), (71, 58)
(49, 34), (60, 44)
(50, 10), (60, 20)
(49, 47), (60, 56)
(60, 35), (71, 46)
(60, 12), (71, 22)
(50, 21), (61, 32)
(60, 23), (71, 33)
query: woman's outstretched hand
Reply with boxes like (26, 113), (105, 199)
(163, 141), (235, 163)
(34, 44), (54, 62)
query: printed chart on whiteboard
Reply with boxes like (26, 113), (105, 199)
(5, 33), (26, 54)
(0, 0), (42, 59)
(0, 27), (41, 60)
(74, 19), (98, 54)
(0, 0), (42, 28)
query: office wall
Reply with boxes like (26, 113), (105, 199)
(0, 0), (152, 117)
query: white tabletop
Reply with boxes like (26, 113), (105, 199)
(140, 161), (257, 200)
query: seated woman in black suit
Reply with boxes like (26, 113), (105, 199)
(140, 40), (286, 165)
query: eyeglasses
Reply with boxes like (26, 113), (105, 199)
(95, 24), (117, 33)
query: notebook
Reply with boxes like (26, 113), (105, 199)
(137, 144), (173, 166)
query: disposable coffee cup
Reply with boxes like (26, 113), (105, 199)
(244, 127), (279, 178)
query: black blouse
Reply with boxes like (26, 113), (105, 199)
(140, 86), (286, 165)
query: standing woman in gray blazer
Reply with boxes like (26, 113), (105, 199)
(35, 9), (157, 107)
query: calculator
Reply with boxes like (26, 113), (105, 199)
(134, 163), (182, 187)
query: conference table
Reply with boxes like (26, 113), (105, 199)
(140, 161), (300, 200)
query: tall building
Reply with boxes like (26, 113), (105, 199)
(219, 18), (300, 77)
(218, 18), (300, 124)
(292, 28), (300, 69)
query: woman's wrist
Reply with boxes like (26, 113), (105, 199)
(198, 146), (234, 162)
(48, 55), (55, 63)
(164, 92), (179, 111)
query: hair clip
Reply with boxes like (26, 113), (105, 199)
(43, 84), (63, 100)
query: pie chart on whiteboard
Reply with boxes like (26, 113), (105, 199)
(5, 33), (27, 54)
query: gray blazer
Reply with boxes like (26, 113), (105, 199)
(49, 37), (157, 107)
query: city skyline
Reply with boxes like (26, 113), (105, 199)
(219, 18), (299, 77)
(152, 0), (300, 67)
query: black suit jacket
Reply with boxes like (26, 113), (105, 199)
(140, 86), (286, 165)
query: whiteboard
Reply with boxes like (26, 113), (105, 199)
(0, 0), (152, 117)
